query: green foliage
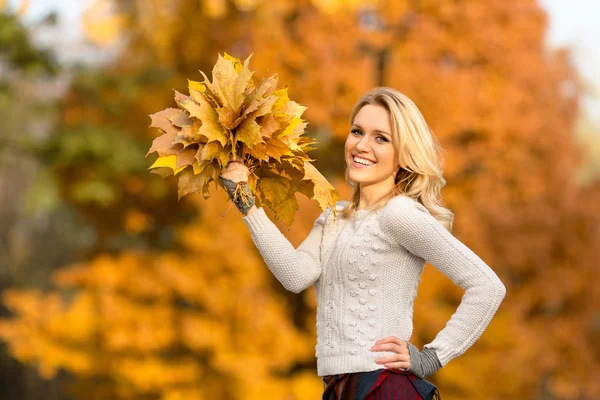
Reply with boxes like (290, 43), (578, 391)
(26, 125), (147, 207)
(0, 12), (57, 75)
(41, 125), (148, 173)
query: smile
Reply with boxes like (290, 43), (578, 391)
(352, 155), (376, 167)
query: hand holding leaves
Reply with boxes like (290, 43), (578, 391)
(219, 157), (256, 215)
(146, 53), (338, 226)
(220, 156), (250, 183)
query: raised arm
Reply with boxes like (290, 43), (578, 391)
(380, 196), (507, 373)
(219, 157), (328, 294)
(242, 206), (329, 294)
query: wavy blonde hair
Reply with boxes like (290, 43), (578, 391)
(341, 87), (454, 231)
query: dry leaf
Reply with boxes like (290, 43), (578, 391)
(147, 53), (338, 226)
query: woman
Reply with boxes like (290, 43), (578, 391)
(219, 87), (506, 399)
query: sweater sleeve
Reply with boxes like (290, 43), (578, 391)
(380, 196), (507, 367)
(241, 206), (330, 294)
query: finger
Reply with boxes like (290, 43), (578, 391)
(371, 343), (404, 354)
(231, 173), (248, 182)
(375, 354), (409, 365)
(374, 336), (396, 344)
(374, 336), (404, 346)
(375, 336), (403, 345)
(383, 361), (411, 370)
(220, 170), (247, 183)
(233, 164), (249, 175)
(221, 163), (245, 176)
(221, 163), (236, 173)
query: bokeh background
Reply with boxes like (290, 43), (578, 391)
(1, 0), (599, 399)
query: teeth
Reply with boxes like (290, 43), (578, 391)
(353, 156), (375, 166)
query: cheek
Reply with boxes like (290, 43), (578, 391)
(344, 138), (354, 155)
(380, 147), (398, 168)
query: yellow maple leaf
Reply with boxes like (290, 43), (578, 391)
(147, 53), (338, 226)
(148, 155), (186, 175)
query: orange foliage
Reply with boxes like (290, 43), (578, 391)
(0, 194), (323, 399)
(1, 0), (599, 399)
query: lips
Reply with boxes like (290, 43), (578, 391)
(353, 155), (375, 162)
(350, 155), (376, 168)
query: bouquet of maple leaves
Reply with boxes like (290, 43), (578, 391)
(147, 54), (338, 226)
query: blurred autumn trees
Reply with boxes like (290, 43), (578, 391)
(1, 1), (599, 399)
(0, 10), (84, 400)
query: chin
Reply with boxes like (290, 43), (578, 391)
(349, 169), (396, 187)
(348, 174), (381, 186)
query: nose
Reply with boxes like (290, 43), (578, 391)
(355, 135), (370, 152)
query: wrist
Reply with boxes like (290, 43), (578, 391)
(245, 205), (258, 216)
(406, 342), (442, 379)
(219, 176), (256, 215)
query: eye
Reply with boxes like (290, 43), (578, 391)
(350, 128), (389, 143)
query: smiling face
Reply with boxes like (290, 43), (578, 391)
(345, 104), (400, 191)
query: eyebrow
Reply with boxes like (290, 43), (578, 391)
(352, 124), (392, 138)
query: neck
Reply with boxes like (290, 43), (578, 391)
(357, 179), (396, 210)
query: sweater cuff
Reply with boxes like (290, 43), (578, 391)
(241, 207), (270, 232)
(407, 341), (442, 379)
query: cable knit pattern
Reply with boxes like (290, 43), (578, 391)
(242, 195), (506, 377)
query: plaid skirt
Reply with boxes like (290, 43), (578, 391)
(321, 368), (441, 400)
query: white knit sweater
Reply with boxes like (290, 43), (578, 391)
(242, 195), (506, 377)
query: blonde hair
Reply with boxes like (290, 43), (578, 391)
(341, 87), (454, 231)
